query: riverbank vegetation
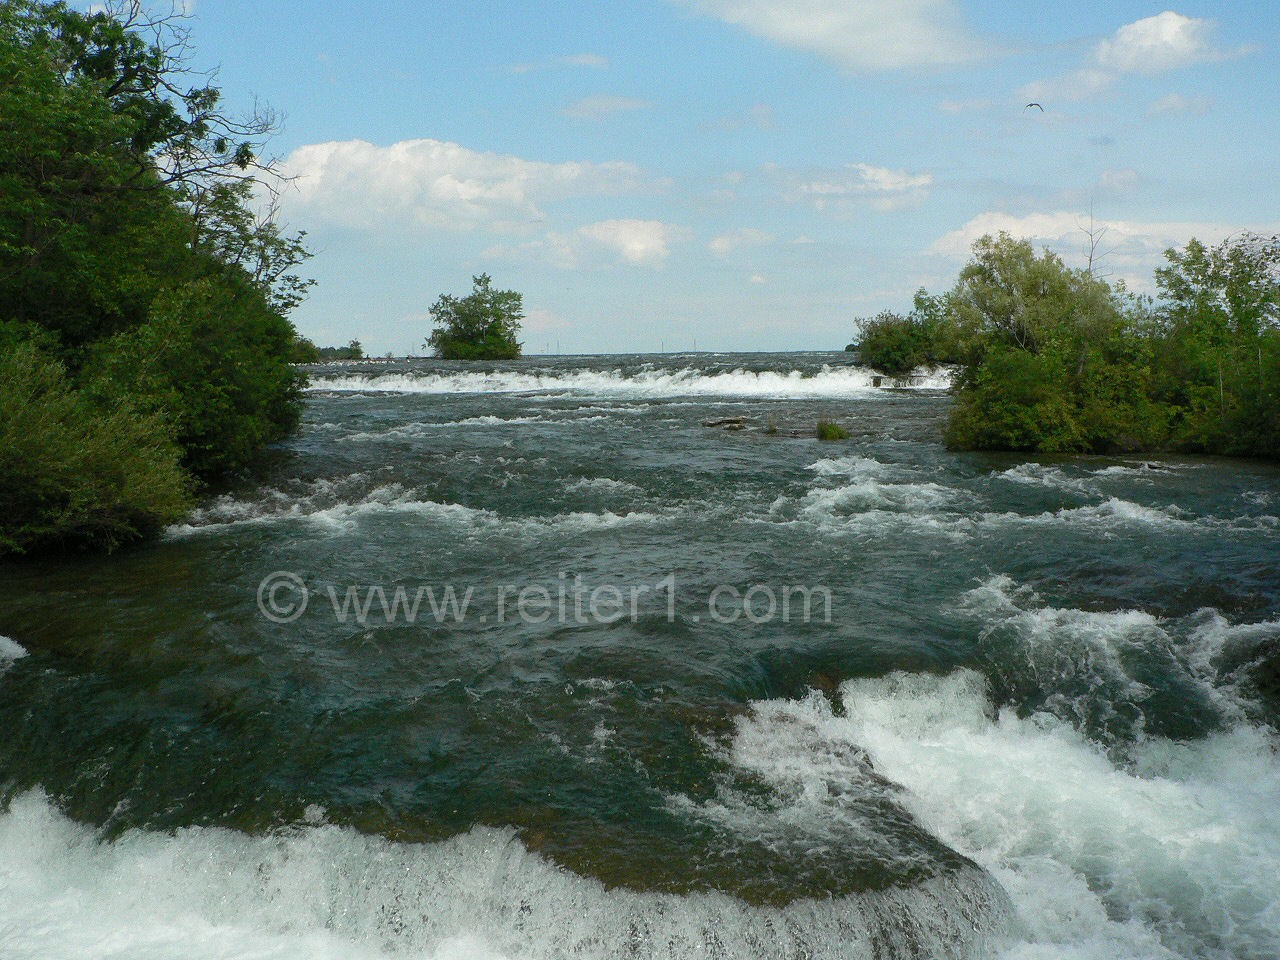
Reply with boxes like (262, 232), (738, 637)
(0, 1), (312, 555)
(853, 232), (1279, 459)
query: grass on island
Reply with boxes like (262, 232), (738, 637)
(815, 419), (849, 441)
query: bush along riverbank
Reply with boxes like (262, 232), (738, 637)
(852, 232), (1279, 459)
(0, 1), (313, 556)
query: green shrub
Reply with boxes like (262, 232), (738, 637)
(945, 347), (1084, 452)
(816, 419), (849, 441)
(84, 277), (304, 479)
(855, 310), (931, 375)
(0, 342), (191, 555)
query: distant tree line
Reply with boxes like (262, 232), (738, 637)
(853, 232), (1279, 459)
(290, 338), (364, 363)
(0, 1), (314, 555)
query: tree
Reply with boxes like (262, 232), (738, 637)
(1152, 234), (1280, 455)
(854, 310), (928, 375)
(941, 233), (1157, 453)
(425, 274), (523, 360)
(84, 275), (304, 478)
(853, 289), (954, 375)
(0, 0), (309, 360)
(289, 334), (320, 364)
(0, 0), (315, 551)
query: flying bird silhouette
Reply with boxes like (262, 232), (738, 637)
(1025, 102), (1044, 112)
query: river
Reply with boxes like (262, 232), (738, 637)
(1, 352), (1277, 959)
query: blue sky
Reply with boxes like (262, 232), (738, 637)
(106, 2), (1280, 354)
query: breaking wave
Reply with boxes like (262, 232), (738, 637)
(306, 365), (953, 398)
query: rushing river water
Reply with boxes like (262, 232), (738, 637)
(2, 352), (1278, 959)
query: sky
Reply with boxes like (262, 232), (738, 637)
(92, 1), (1280, 355)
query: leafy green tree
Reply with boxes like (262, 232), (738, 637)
(942, 233), (1153, 453)
(0, 0), (316, 551)
(426, 274), (523, 360)
(1152, 234), (1280, 455)
(854, 290), (955, 375)
(854, 310), (928, 375)
(946, 233), (1105, 359)
(311, 339), (365, 361)
(0, 4), (195, 353)
(191, 181), (315, 315)
(84, 276), (304, 479)
(289, 334), (321, 364)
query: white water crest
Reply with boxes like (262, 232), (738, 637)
(0, 788), (1008, 960)
(719, 671), (1280, 960)
(306, 365), (953, 398)
(165, 479), (674, 539)
(0, 636), (27, 677)
(959, 576), (1280, 731)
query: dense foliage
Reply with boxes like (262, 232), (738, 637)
(928, 232), (1279, 458)
(426, 274), (523, 360)
(0, 343), (192, 554)
(289, 337), (365, 363)
(0, 0), (312, 554)
(854, 290), (952, 375)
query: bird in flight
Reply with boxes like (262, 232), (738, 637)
(1025, 102), (1044, 112)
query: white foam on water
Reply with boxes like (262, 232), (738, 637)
(798, 479), (961, 518)
(712, 670), (1280, 960)
(0, 788), (1007, 960)
(341, 416), (549, 442)
(165, 483), (490, 537)
(1183, 608), (1280, 667)
(841, 670), (1280, 960)
(956, 575), (1280, 735)
(564, 477), (645, 496)
(666, 691), (975, 874)
(1089, 461), (1206, 478)
(806, 455), (905, 480)
(974, 497), (1278, 535)
(781, 462), (968, 539)
(997, 463), (1099, 497)
(1039, 497), (1189, 529)
(0, 635), (28, 677)
(166, 480), (675, 540)
(785, 455), (965, 523)
(306, 365), (951, 399)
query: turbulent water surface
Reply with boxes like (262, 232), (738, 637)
(1, 352), (1278, 959)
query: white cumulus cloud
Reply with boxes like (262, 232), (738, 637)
(1149, 92), (1213, 115)
(1094, 11), (1226, 74)
(510, 52), (609, 73)
(579, 219), (686, 265)
(487, 219), (689, 268)
(682, 0), (992, 70)
(1024, 12), (1247, 103)
(279, 139), (645, 232)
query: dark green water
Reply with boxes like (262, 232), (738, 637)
(1, 353), (1277, 959)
